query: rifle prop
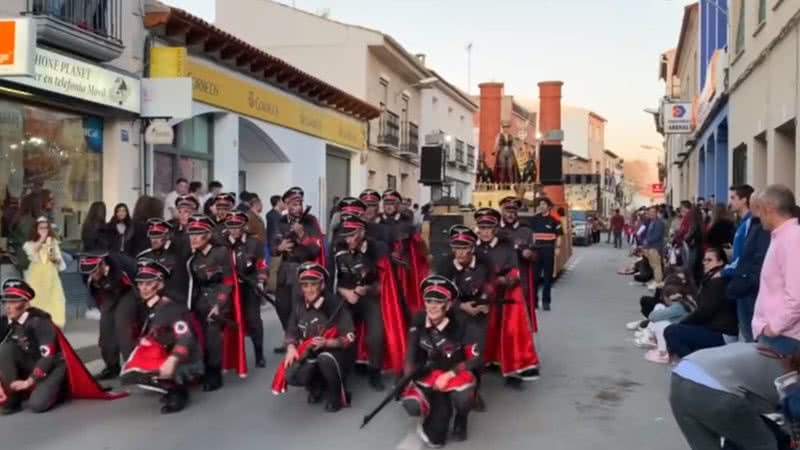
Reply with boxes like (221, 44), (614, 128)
(242, 279), (276, 307)
(360, 363), (430, 429)
(287, 206), (313, 242)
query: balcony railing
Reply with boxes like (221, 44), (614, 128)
(377, 109), (400, 149)
(26, 0), (124, 61)
(401, 122), (419, 156)
(467, 145), (476, 168)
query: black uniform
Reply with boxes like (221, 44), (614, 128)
(498, 220), (536, 310)
(137, 296), (201, 388)
(137, 241), (191, 305)
(90, 258), (139, 372)
(0, 308), (66, 413)
(401, 312), (480, 447)
(228, 234), (268, 358)
(331, 238), (385, 370)
(436, 256), (493, 349)
(168, 220), (191, 257)
(188, 244), (233, 372)
(475, 237), (518, 285)
(284, 295), (355, 407)
(529, 213), (562, 307)
(271, 214), (322, 330)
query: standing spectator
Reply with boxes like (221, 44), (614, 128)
(202, 180), (224, 214)
(673, 201), (704, 283)
(751, 184), (800, 343)
(131, 196), (164, 257)
(706, 203), (735, 252)
(245, 193), (267, 245)
(725, 185), (755, 271)
(10, 193), (43, 272)
(609, 209), (625, 249)
(23, 217), (67, 328)
(265, 195), (285, 246)
(163, 178), (189, 221)
(107, 203), (134, 255)
(725, 192), (771, 342)
(188, 181), (204, 200)
(81, 201), (108, 252)
(642, 206), (666, 290)
(412, 203), (422, 228)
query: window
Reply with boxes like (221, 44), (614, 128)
(154, 114), (214, 203)
(379, 78), (389, 107)
(732, 144), (747, 185)
(387, 174), (397, 190)
(758, 0), (767, 24)
(735, 0), (746, 52)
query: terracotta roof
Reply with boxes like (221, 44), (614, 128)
(144, 5), (380, 121)
(673, 3), (699, 77)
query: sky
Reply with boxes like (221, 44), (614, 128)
(163, 0), (693, 166)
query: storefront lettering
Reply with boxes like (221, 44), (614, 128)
(248, 91), (279, 116)
(338, 126), (357, 144)
(300, 112), (322, 131)
(193, 78), (219, 96)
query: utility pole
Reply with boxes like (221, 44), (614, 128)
(466, 42), (472, 94)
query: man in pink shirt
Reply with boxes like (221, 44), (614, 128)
(751, 184), (800, 343)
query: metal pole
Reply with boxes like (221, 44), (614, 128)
(466, 43), (472, 94)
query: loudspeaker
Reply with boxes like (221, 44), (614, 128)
(539, 144), (563, 185)
(420, 144), (445, 185)
(428, 214), (464, 268)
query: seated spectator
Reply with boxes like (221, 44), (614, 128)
(644, 280), (697, 364)
(664, 247), (738, 359)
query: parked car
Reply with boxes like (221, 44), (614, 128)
(572, 220), (592, 246)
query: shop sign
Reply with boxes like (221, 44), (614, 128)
(7, 48), (140, 113)
(662, 101), (693, 134)
(652, 183), (665, 194)
(145, 119), (174, 145)
(141, 77), (192, 119)
(0, 18), (35, 77)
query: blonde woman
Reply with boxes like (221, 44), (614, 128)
(23, 217), (67, 328)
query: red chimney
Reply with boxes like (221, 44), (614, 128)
(478, 82), (504, 169)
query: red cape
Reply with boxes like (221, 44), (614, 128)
(355, 255), (407, 374)
(483, 268), (539, 377)
(522, 260), (538, 332)
(56, 328), (128, 401)
(222, 251), (248, 378)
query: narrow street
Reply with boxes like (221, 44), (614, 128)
(0, 243), (684, 450)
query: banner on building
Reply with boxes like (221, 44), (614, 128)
(652, 183), (665, 194)
(662, 101), (693, 134)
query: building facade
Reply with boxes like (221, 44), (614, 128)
(728, 0), (800, 194)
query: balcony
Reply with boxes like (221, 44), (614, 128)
(400, 122), (419, 157)
(26, 0), (124, 62)
(467, 145), (476, 169)
(377, 109), (400, 150)
(455, 139), (466, 167)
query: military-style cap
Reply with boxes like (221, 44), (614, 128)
(213, 193), (236, 209)
(187, 214), (215, 235)
(382, 189), (402, 205)
(135, 259), (170, 282)
(500, 196), (522, 211)
(359, 189), (381, 207)
(449, 225), (478, 248)
(474, 208), (501, 227)
(282, 187), (304, 204)
(146, 218), (173, 238)
(175, 194), (200, 211)
(224, 211), (249, 229)
(79, 251), (108, 274)
(1, 279), (35, 303)
(338, 197), (366, 215)
(297, 262), (329, 284)
(339, 213), (367, 236)
(421, 275), (459, 304)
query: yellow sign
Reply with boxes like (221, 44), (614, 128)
(150, 47), (187, 78)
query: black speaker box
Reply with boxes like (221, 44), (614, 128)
(539, 144), (563, 185)
(428, 214), (464, 268)
(420, 145), (445, 185)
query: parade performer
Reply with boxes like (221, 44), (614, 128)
(379, 189), (429, 316)
(271, 187), (323, 336)
(170, 194), (200, 254)
(186, 214), (246, 389)
(497, 197), (538, 327)
(473, 208), (540, 387)
(529, 197), (563, 311)
(224, 211), (268, 368)
(435, 225), (493, 412)
(120, 260), (201, 414)
(136, 218), (191, 306)
(272, 263), (354, 412)
(80, 251), (139, 380)
(0, 279), (126, 415)
(358, 189), (382, 227)
(332, 213), (406, 391)
(400, 275), (480, 447)
(210, 193), (235, 244)
(330, 197), (385, 246)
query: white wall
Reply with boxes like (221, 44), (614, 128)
(102, 119), (142, 211)
(562, 107), (591, 159)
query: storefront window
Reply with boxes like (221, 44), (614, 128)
(154, 114), (213, 202)
(0, 99), (103, 245)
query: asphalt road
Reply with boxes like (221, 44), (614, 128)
(0, 243), (685, 450)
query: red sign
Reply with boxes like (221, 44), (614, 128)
(652, 183), (665, 194)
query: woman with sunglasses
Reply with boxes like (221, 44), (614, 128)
(664, 247), (739, 359)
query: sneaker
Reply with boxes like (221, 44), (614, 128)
(644, 349), (670, 364)
(634, 335), (657, 349)
(646, 281), (657, 291)
(84, 308), (101, 320)
(626, 320), (642, 331)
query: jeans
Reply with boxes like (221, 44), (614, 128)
(613, 231), (622, 248)
(536, 246), (555, 306)
(664, 323), (729, 358)
(736, 296), (756, 343)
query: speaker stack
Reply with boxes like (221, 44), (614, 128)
(420, 144), (445, 185)
(427, 214), (463, 268)
(539, 144), (564, 185)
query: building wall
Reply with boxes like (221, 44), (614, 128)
(561, 107), (591, 160)
(588, 114), (606, 173)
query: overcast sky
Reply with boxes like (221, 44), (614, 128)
(163, 0), (693, 164)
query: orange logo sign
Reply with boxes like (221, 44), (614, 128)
(0, 21), (16, 66)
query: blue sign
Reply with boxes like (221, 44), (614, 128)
(83, 116), (103, 153)
(121, 129), (129, 142)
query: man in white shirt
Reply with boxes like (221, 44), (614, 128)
(163, 178), (189, 220)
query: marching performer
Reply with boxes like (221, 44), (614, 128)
(120, 260), (201, 414)
(271, 187), (323, 338)
(186, 215), (246, 389)
(0, 279), (125, 414)
(272, 263), (355, 412)
(497, 197), (538, 325)
(210, 193), (236, 244)
(332, 213), (406, 391)
(529, 197), (563, 311)
(224, 211), (269, 368)
(80, 252), (139, 380)
(473, 208), (540, 388)
(170, 194), (200, 254)
(400, 275), (480, 447)
(136, 218), (191, 305)
(358, 189), (382, 226)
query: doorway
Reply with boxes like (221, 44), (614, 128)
(326, 145), (351, 221)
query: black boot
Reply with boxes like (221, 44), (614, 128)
(543, 303), (551, 311)
(273, 345), (287, 354)
(1, 393), (22, 415)
(504, 376), (524, 391)
(452, 413), (468, 442)
(202, 366), (223, 392)
(369, 369), (385, 391)
(473, 393), (487, 412)
(96, 364), (121, 381)
(160, 388), (189, 414)
(254, 347), (266, 368)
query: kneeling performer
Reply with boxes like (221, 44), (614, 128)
(401, 275), (480, 447)
(121, 260), (201, 414)
(272, 263), (355, 412)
